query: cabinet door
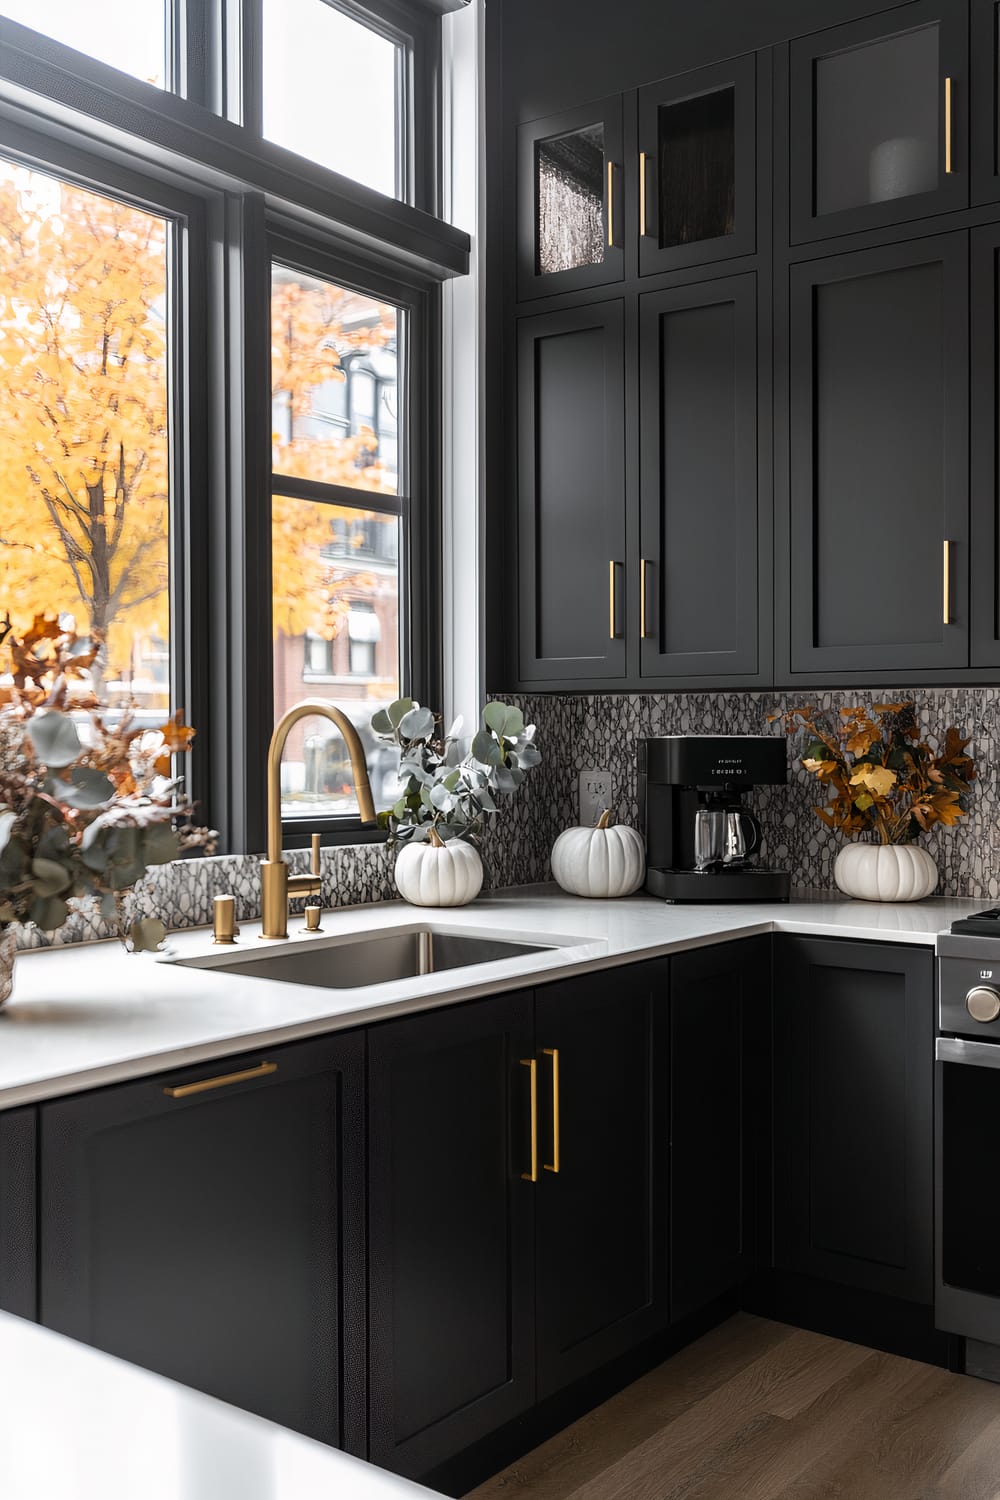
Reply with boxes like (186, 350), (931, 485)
(534, 964), (667, 1400)
(789, 2), (968, 243)
(516, 302), (627, 684)
(785, 234), (968, 677)
(971, 0), (1000, 203)
(670, 937), (771, 1324)
(517, 97), (624, 301)
(971, 222), (1000, 665)
(639, 273), (762, 680)
(0, 1106), (36, 1322)
(773, 937), (934, 1304)
(367, 992), (535, 1480)
(40, 1034), (365, 1453)
(638, 54), (756, 277)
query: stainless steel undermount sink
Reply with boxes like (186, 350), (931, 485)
(174, 926), (562, 991)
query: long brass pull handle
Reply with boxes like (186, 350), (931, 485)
(543, 1047), (560, 1173)
(640, 559), (651, 640)
(164, 1061), (277, 1099)
(520, 1058), (538, 1182)
(608, 560), (618, 640)
(943, 539), (952, 625)
(607, 160), (616, 248)
(945, 76), (954, 175)
(639, 151), (648, 237)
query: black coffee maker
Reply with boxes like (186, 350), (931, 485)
(638, 735), (791, 902)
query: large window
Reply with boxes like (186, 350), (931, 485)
(0, 0), (463, 852)
(0, 159), (173, 718)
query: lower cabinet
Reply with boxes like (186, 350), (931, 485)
(0, 1105), (36, 1321)
(670, 937), (771, 1322)
(773, 936), (934, 1304)
(39, 1032), (366, 1453)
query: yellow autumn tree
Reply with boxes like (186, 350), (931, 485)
(0, 166), (169, 693)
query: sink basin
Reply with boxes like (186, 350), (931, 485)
(175, 926), (559, 991)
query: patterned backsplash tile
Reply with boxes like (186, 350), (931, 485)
(14, 684), (998, 951)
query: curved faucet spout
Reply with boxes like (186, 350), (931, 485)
(266, 699), (377, 863)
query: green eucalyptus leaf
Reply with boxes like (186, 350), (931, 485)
(399, 705), (435, 741)
(0, 835), (28, 882)
(369, 709), (393, 736)
(129, 917), (166, 953)
(483, 702), (524, 739)
(27, 709), (82, 769)
(142, 823), (180, 866)
(29, 894), (69, 932)
(100, 892), (118, 920)
(387, 697), (414, 729)
(471, 729), (503, 767)
(51, 767), (115, 810)
(30, 857), (72, 898)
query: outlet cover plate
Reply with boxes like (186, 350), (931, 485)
(579, 769), (613, 828)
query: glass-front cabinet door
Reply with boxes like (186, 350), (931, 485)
(638, 55), (757, 276)
(517, 96), (624, 300)
(789, 1), (968, 242)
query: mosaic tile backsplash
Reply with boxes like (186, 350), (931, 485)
(14, 685), (1000, 950)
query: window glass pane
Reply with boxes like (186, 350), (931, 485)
(273, 497), (401, 819)
(263, 0), (400, 197)
(0, 0), (166, 88)
(0, 159), (171, 718)
(271, 265), (399, 495)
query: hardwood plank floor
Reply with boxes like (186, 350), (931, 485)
(466, 1315), (1000, 1500)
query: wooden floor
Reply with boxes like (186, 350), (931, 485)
(467, 1314), (1000, 1500)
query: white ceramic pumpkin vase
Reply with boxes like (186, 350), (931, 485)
(834, 841), (938, 903)
(393, 829), (484, 908)
(550, 810), (645, 899)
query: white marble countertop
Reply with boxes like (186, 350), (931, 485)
(0, 883), (978, 1111)
(0, 1311), (441, 1500)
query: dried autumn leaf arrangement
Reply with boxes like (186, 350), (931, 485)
(770, 702), (976, 846)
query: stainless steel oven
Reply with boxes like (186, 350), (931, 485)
(937, 931), (1000, 1343)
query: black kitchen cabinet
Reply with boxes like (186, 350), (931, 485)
(534, 963), (668, 1399)
(516, 301), (627, 683)
(367, 991), (536, 1480)
(789, 1), (968, 244)
(638, 272), (765, 681)
(670, 937), (771, 1323)
(638, 54), (758, 276)
(971, 220), (1000, 665)
(783, 233), (969, 679)
(39, 1034), (366, 1453)
(0, 1106), (36, 1322)
(773, 937), (934, 1304)
(972, 0), (1000, 201)
(517, 96), (625, 301)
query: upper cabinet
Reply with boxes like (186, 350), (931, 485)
(638, 54), (758, 275)
(517, 96), (625, 300)
(972, 0), (1000, 202)
(789, 2), (969, 242)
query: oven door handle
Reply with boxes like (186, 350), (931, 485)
(936, 1037), (1000, 1069)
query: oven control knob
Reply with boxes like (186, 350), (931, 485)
(966, 986), (1000, 1023)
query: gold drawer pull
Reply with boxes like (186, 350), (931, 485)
(943, 539), (952, 625)
(521, 1057), (538, 1182)
(607, 160), (616, 248)
(639, 151), (649, 237)
(164, 1061), (277, 1098)
(945, 76), (954, 175)
(640, 559), (652, 640)
(543, 1047), (560, 1174)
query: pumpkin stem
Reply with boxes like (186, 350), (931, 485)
(428, 826), (445, 848)
(596, 808), (614, 830)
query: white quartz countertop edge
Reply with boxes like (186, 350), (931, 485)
(0, 884), (977, 1111)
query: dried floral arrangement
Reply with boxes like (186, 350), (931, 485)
(770, 702), (976, 846)
(0, 613), (214, 950)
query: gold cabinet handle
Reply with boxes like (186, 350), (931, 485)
(520, 1057), (538, 1182)
(945, 76), (954, 175)
(543, 1047), (560, 1173)
(943, 539), (952, 625)
(606, 160), (616, 248)
(640, 558), (652, 640)
(608, 560), (618, 640)
(639, 151), (649, 238)
(164, 1061), (277, 1099)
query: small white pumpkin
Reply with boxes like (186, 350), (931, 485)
(394, 830), (484, 907)
(834, 842), (938, 903)
(551, 810), (645, 899)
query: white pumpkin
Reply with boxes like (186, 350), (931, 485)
(394, 832), (484, 907)
(834, 842), (938, 903)
(551, 810), (645, 899)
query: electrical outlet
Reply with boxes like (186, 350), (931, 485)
(579, 769), (614, 828)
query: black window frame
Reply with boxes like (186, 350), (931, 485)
(0, 0), (465, 856)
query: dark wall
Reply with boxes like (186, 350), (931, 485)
(498, 0), (917, 122)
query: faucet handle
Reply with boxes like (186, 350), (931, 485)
(310, 832), (321, 879)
